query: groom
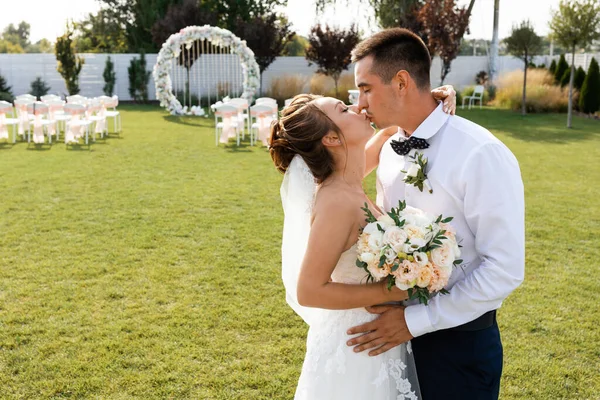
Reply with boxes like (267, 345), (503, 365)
(345, 28), (525, 399)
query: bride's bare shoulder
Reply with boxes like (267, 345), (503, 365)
(312, 185), (359, 219)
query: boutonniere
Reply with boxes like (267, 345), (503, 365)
(401, 152), (433, 194)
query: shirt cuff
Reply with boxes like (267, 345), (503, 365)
(405, 303), (435, 338)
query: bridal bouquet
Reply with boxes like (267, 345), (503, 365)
(356, 201), (461, 304)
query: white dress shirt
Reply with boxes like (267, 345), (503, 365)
(376, 103), (525, 337)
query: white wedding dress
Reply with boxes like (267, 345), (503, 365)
(294, 244), (420, 400)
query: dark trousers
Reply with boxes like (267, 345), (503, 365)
(412, 321), (503, 400)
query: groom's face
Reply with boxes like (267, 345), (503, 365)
(354, 55), (401, 129)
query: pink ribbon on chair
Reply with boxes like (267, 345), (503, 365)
(16, 103), (30, 135)
(0, 111), (8, 140)
(46, 103), (63, 136)
(95, 105), (107, 134)
(218, 110), (237, 144)
(32, 114), (44, 144)
(256, 112), (274, 146)
(66, 107), (86, 142)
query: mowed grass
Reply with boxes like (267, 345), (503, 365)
(0, 105), (598, 399)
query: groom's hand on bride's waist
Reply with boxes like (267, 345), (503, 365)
(345, 305), (413, 356)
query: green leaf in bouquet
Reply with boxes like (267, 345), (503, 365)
(360, 202), (377, 223)
(377, 224), (386, 233)
(440, 288), (450, 295)
(356, 259), (367, 269)
(378, 255), (386, 268)
(442, 217), (454, 223)
(453, 259), (463, 265)
(386, 277), (394, 291)
(391, 262), (399, 272)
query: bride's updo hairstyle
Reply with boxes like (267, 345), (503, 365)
(269, 94), (343, 184)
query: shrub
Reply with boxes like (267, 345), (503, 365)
(549, 59), (557, 75)
(265, 74), (308, 104)
(554, 54), (568, 85)
(309, 72), (356, 102)
(30, 76), (50, 99)
(493, 68), (569, 113)
(475, 70), (488, 85)
(128, 52), (151, 103)
(103, 56), (116, 97)
(579, 57), (600, 115)
(574, 66), (586, 91)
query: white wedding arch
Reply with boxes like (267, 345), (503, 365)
(153, 25), (260, 115)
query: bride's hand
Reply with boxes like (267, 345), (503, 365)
(432, 84), (456, 115)
(381, 281), (408, 302)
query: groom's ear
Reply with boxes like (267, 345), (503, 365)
(322, 133), (342, 148)
(393, 70), (411, 94)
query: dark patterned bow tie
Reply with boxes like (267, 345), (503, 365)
(390, 136), (429, 156)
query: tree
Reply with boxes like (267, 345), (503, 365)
(30, 77), (51, 98)
(579, 57), (600, 114)
(128, 52), (151, 102)
(418, 0), (472, 85)
(305, 24), (361, 98)
(0, 40), (24, 53)
(0, 72), (13, 102)
(103, 56), (117, 96)
(550, 0), (600, 127)
(2, 22), (30, 49)
(232, 13), (294, 91)
(505, 20), (543, 115)
(560, 67), (572, 87)
(74, 9), (128, 53)
(27, 39), (53, 53)
(283, 35), (310, 56)
(574, 66), (586, 90)
(554, 54), (569, 84)
(55, 25), (85, 95)
(490, 0), (500, 87)
(200, 0), (286, 31)
(549, 59), (557, 75)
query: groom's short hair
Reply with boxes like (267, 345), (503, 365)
(351, 28), (431, 90)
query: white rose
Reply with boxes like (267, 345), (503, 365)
(376, 215), (395, 229)
(413, 252), (429, 267)
(359, 252), (376, 264)
(383, 226), (408, 250)
(384, 247), (397, 263)
(363, 222), (381, 235)
(405, 224), (426, 240)
(368, 231), (384, 252)
(431, 243), (456, 268)
(406, 163), (421, 177)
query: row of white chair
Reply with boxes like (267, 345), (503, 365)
(213, 97), (280, 146)
(0, 94), (121, 145)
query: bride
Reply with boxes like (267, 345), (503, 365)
(269, 89), (455, 399)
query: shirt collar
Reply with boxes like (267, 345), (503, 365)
(399, 102), (449, 141)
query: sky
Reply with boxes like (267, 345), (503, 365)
(0, 0), (561, 44)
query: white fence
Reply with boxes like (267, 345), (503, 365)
(1, 53), (598, 101)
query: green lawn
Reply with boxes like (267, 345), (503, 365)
(0, 106), (598, 399)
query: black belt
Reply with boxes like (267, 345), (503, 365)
(448, 310), (497, 332)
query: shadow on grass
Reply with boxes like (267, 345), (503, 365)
(0, 142), (15, 150)
(163, 115), (214, 128)
(457, 108), (600, 144)
(65, 143), (92, 152)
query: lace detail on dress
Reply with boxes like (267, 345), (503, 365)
(294, 245), (420, 400)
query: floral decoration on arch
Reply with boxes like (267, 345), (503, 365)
(153, 25), (260, 115)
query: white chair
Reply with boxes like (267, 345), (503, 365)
(26, 102), (56, 144)
(45, 100), (70, 140)
(41, 94), (61, 103)
(214, 104), (240, 146)
(348, 89), (360, 105)
(0, 101), (19, 143)
(250, 104), (276, 147)
(461, 85), (484, 109)
(64, 103), (93, 145)
(66, 95), (88, 105)
(256, 97), (277, 105)
(228, 98), (250, 139)
(86, 99), (107, 139)
(101, 95), (121, 134)
(16, 94), (36, 102)
(14, 98), (34, 138)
